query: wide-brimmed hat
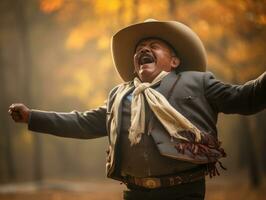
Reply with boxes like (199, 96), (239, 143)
(111, 19), (207, 82)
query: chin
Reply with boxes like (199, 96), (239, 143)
(139, 72), (158, 83)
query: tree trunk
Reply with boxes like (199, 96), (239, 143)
(13, 0), (43, 182)
(168, 0), (177, 19)
(0, 47), (16, 182)
(132, 0), (139, 23)
(231, 70), (261, 187)
(239, 117), (261, 188)
(257, 112), (266, 173)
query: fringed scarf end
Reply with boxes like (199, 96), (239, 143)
(206, 161), (227, 178)
(174, 130), (227, 178)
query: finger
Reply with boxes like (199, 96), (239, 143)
(12, 114), (23, 122)
(12, 115), (20, 122)
(12, 106), (21, 111)
(11, 112), (22, 119)
(8, 108), (17, 114)
(11, 115), (20, 121)
(9, 104), (18, 111)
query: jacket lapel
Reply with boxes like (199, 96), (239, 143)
(115, 71), (179, 138)
(116, 84), (134, 137)
(157, 70), (179, 99)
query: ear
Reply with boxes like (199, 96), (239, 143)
(170, 57), (180, 69)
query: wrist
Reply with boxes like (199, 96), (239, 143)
(26, 109), (32, 124)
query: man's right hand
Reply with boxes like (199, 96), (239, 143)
(8, 103), (30, 123)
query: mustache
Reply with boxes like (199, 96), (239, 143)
(135, 51), (155, 65)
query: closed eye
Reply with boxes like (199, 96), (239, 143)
(151, 43), (160, 48)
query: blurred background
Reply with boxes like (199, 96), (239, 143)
(0, 0), (265, 199)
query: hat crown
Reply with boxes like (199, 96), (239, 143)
(144, 18), (157, 23)
(111, 20), (207, 81)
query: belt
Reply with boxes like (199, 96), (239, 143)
(123, 168), (205, 189)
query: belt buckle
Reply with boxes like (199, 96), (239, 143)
(141, 177), (161, 189)
(175, 176), (183, 184)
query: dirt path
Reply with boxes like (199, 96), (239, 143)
(0, 176), (265, 200)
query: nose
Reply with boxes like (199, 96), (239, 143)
(139, 46), (151, 54)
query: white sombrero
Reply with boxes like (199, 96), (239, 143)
(111, 19), (207, 82)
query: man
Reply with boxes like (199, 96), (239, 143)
(9, 19), (266, 200)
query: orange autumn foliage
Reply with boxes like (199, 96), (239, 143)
(38, 0), (266, 107)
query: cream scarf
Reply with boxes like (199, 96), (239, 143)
(110, 71), (202, 146)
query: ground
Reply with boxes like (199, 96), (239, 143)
(0, 174), (265, 200)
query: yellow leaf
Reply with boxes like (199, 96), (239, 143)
(97, 35), (110, 50)
(40, 0), (64, 13)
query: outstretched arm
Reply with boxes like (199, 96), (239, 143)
(204, 71), (266, 115)
(9, 103), (107, 139)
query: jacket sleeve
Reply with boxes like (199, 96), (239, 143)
(204, 71), (266, 115)
(28, 105), (107, 139)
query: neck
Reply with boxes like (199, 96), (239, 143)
(136, 71), (170, 85)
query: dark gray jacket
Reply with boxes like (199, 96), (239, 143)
(28, 71), (266, 180)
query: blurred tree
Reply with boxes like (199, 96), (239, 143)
(238, 117), (261, 188)
(256, 112), (266, 173)
(0, 43), (15, 182)
(168, 0), (177, 18)
(13, 0), (43, 182)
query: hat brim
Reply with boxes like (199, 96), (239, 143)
(111, 20), (207, 82)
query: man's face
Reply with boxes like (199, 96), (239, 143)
(133, 38), (180, 83)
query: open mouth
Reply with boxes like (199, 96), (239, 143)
(138, 54), (155, 65)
